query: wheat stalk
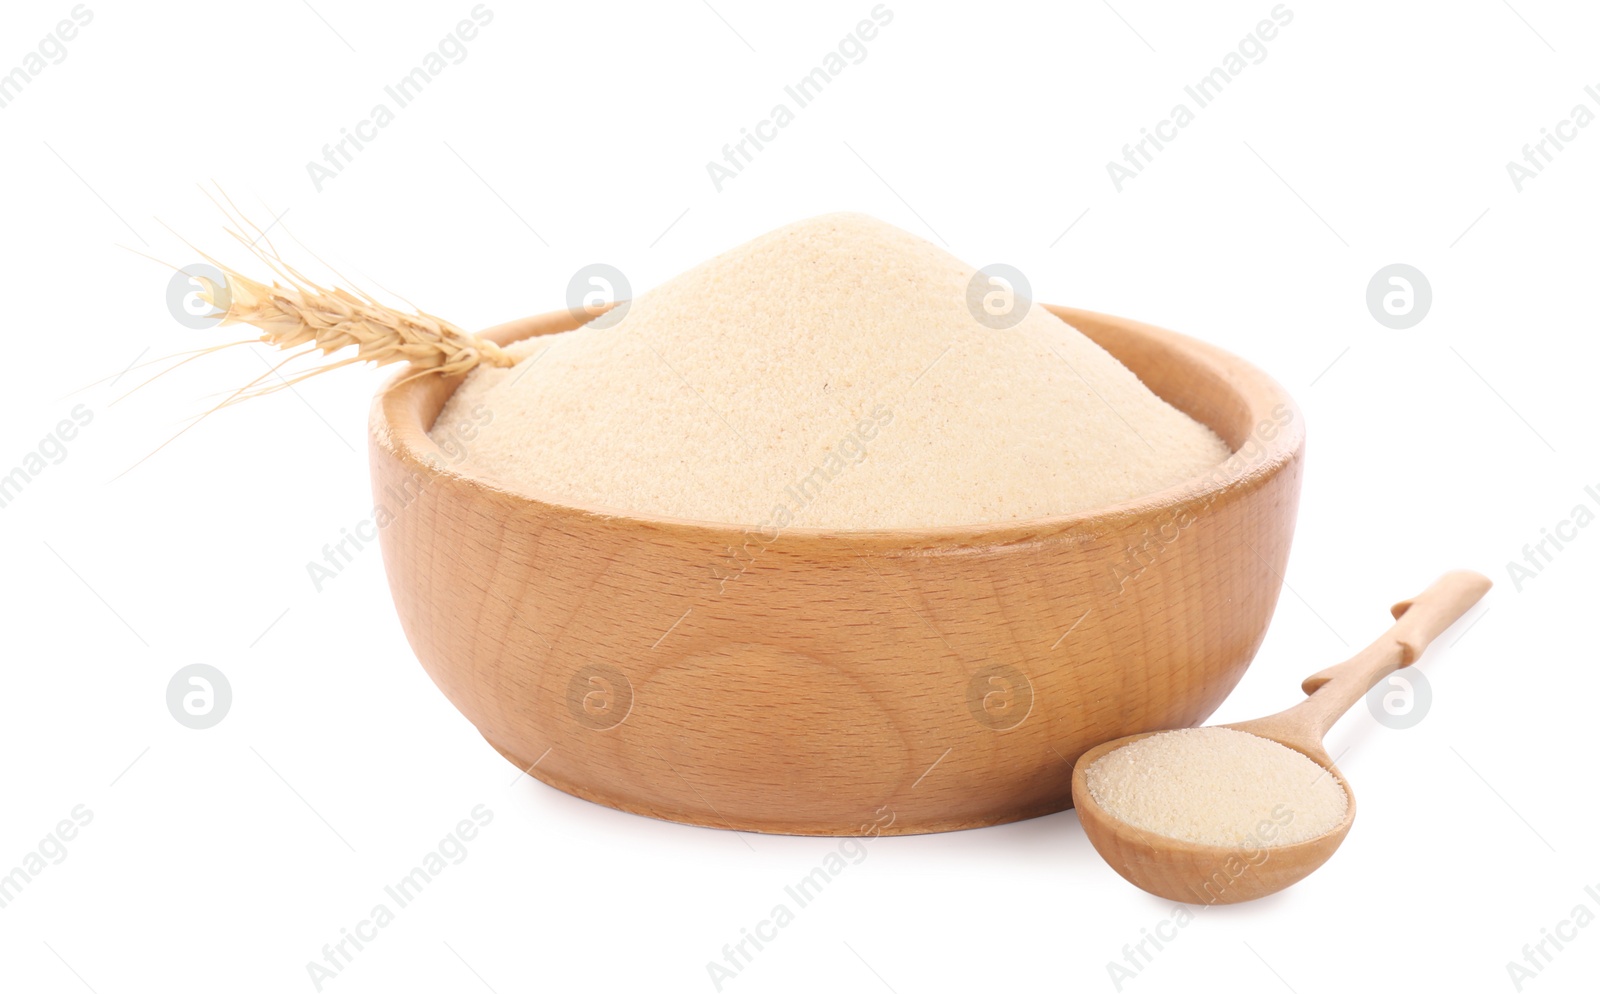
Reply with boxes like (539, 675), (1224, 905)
(109, 190), (518, 477)
(192, 230), (514, 393)
(195, 264), (513, 379)
(170, 189), (515, 407)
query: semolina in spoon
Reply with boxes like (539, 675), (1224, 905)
(1070, 570), (1492, 904)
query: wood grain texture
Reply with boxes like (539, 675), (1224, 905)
(1071, 571), (1490, 901)
(368, 305), (1305, 836)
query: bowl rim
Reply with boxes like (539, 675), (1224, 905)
(370, 304), (1304, 546)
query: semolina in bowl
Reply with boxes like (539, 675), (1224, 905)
(367, 304), (1303, 836)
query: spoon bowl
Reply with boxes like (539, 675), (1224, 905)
(1071, 571), (1490, 903)
(1071, 730), (1356, 904)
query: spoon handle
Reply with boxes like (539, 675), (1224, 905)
(1291, 570), (1492, 741)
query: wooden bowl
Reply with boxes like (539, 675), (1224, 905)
(369, 305), (1304, 836)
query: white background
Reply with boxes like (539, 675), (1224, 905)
(1, 0), (1597, 991)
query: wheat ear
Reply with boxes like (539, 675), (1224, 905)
(184, 190), (515, 391)
(109, 193), (519, 479)
(195, 265), (514, 379)
(194, 257), (515, 382)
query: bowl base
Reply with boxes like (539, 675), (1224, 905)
(485, 737), (1070, 837)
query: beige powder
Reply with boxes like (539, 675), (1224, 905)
(1084, 727), (1348, 848)
(432, 213), (1229, 529)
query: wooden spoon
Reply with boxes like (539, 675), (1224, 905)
(1070, 570), (1492, 904)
